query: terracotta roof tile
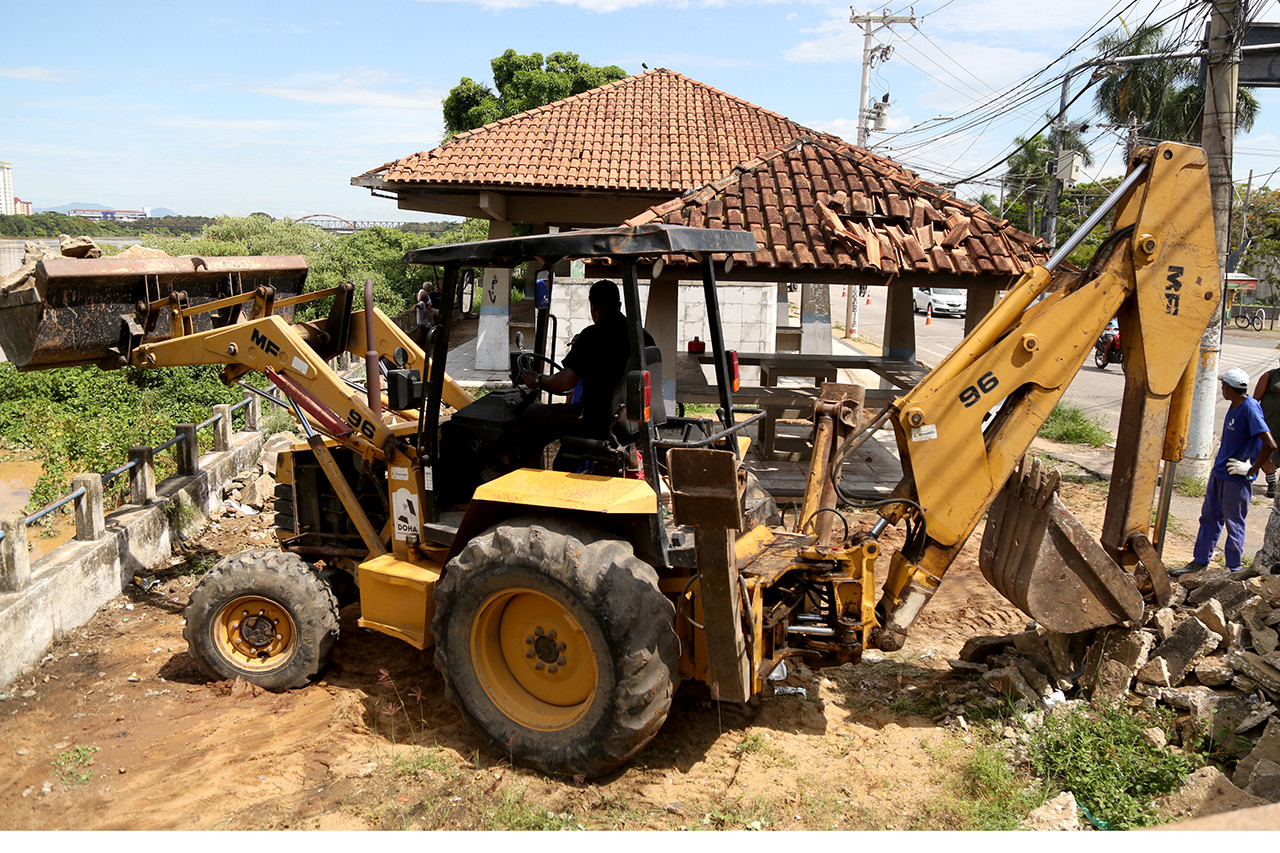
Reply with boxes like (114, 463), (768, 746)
(626, 137), (1046, 277)
(357, 69), (838, 193)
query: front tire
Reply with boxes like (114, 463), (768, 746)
(432, 519), (678, 778)
(1094, 345), (1109, 369)
(184, 548), (339, 691)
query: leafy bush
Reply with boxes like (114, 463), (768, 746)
(1038, 403), (1113, 447)
(1028, 702), (1198, 829)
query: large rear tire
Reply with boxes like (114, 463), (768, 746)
(184, 548), (339, 691)
(432, 519), (678, 778)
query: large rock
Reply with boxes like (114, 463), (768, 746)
(238, 472), (276, 509)
(1189, 577), (1253, 618)
(257, 432), (301, 477)
(58, 234), (101, 258)
(1234, 718), (1280, 788)
(1157, 765), (1267, 823)
(1141, 617), (1218, 686)
(1080, 628), (1155, 690)
(1246, 759), (1280, 803)
(1192, 599), (1228, 643)
(1021, 790), (1081, 831)
(1229, 651), (1280, 697)
(1090, 658), (1134, 704)
(116, 244), (170, 258)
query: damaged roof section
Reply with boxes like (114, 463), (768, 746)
(355, 68), (840, 195)
(625, 136), (1048, 279)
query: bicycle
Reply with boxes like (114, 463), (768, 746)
(1235, 307), (1265, 332)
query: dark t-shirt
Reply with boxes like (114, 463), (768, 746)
(562, 311), (654, 429)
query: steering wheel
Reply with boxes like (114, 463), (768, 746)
(513, 351), (566, 393)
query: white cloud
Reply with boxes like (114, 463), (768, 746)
(248, 68), (444, 110)
(416, 0), (827, 10)
(0, 66), (72, 82)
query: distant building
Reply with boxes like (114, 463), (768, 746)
(0, 161), (13, 216)
(13, 197), (32, 215)
(68, 207), (150, 222)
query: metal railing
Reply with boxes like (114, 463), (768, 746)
(0, 394), (256, 544)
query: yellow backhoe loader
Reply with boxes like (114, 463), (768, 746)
(0, 142), (1220, 777)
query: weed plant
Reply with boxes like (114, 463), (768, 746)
(1027, 702), (1198, 829)
(53, 745), (99, 787)
(1038, 403), (1113, 447)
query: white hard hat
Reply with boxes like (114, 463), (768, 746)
(1221, 367), (1250, 391)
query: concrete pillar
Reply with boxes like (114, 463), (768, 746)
(645, 278), (681, 416)
(475, 219), (514, 370)
(129, 446), (156, 505)
(799, 283), (833, 354)
(776, 283), (791, 327)
(964, 285), (999, 337)
(212, 404), (233, 452)
(176, 424), (199, 476)
(0, 514), (30, 593)
(243, 390), (261, 432)
(72, 473), (105, 541)
(884, 283), (917, 363)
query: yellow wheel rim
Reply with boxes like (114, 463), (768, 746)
(212, 595), (297, 672)
(471, 586), (598, 731)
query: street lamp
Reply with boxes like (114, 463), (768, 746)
(869, 115), (954, 152)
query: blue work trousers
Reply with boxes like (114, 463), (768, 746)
(1193, 473), (1254, 569)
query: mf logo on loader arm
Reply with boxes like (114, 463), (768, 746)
(1164, 266), (1183, 316)
(250, 328), (281, 357)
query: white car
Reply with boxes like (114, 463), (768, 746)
(913, 287), (967, 317)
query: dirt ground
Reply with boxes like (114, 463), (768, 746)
(0, 473), (1189, 831)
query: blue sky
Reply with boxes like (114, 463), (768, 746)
(3, 0), (1278, 221)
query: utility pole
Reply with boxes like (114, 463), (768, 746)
(851, 7), (916, 148)
(1184, 0), (1244, 481)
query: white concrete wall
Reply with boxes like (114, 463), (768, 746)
(548, 278), (775, 384)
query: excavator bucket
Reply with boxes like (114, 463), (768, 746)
(979, 457), (1145, 633)
(0, 255), (308, 370)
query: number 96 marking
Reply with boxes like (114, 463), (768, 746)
(959, 371), (999, 408)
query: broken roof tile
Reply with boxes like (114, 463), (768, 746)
(625, 136), (1046, 278)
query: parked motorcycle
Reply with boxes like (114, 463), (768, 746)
(1094, 322), (1121, 369)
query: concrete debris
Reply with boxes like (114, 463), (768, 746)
(963, 566), (1280, 806)
(58, 234), (103, 258)
(115, 244), (170, 258)
(1021, 790), (1082, 831)
(258, 432), (301, 477)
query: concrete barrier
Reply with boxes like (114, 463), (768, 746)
(0, 427), (265, 688)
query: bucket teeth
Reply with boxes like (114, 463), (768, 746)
(980, 456), (1144, 633)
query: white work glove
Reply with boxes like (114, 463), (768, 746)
(1226, 458), (1253, 478)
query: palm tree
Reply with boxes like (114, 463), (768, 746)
(1004, 128), (1093, 235)
(1094, 24), (1258, 146)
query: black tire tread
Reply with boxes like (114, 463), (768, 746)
(432, 518), (678, 778)
(183, 548), (339, 691)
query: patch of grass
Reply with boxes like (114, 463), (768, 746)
(162, 498), (204, 529)
(1027, 702), (1199, 829)
(172, 552), (218, 578)
(1175, 473), (1207, 498)
(53, 745), (100, 786)
(483, 787), (581, 830)
(953, 737), (1046, 830)
(393, 746), (455, 778)
(701, 796), (776, 830)
(1038, 403), (1112, 447)
(731, 731), (794, 766)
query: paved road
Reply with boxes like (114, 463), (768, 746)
(828, 286), (1280, 437)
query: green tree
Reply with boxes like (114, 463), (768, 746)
(1002, 128), (1092, 236)
(442, 50), (628, 138)
(1094, 24), (1259, 145)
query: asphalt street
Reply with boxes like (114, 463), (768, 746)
(829, 285), (1280, 437)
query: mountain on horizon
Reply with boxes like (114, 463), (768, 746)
(37, 203), (181, 217)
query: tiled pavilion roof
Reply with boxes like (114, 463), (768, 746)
(624, 137), (1048, 282)
(353, 69), (845, 224)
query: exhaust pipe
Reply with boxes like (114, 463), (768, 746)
(364, 279), (381, 415)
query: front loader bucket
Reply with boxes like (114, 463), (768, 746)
(0, 255), (308, 370)
(979, 457), (1144, 633)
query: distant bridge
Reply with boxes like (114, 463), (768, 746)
(295, 214), (453, 236)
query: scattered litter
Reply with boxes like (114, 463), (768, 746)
(124, 604), (134, 611)
(0, 692), (12, 702)
(774, 686), (807, 697)
(126, 673), (141, 683)
(21, 787), (33, 798)
(767, 661), (789, 682)
(21, 689), (36, 699)
(238, 505), (260, 516)
(133, 575), (160, 592)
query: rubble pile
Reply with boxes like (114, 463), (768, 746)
(957, 565), (1280, 808)
(214, 432), (298, 520)
(1, 237), (169, 294)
